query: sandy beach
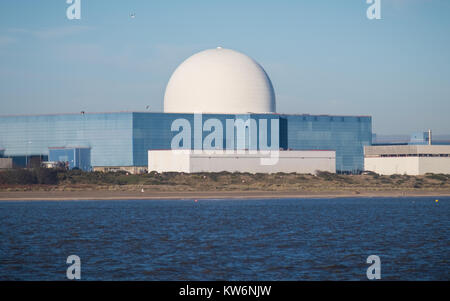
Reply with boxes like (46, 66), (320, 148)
(0, 189), (449, 201)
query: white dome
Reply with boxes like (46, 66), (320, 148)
(164, 47), (276, 114)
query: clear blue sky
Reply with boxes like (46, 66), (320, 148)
(0, 0), (449, 135)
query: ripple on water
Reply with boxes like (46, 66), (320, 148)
(0, 197), (448, 280)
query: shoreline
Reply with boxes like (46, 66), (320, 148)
(0, 189), (449, 201)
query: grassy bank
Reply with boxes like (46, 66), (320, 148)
(0, 169), (449, 194)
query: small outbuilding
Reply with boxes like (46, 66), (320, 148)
(364, 145), (450, 175)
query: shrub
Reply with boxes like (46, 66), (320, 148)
(379, 177), (393, 184)
(35, 168), (58, 185)
(0, 169), (37, 185)
(315, 171), (337, 181)
(425, 174), (448, 182)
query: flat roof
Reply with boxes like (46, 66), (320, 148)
(49, 146), (91, 149)
(0, 111), (371, 118)
(365, 145), (450, 156)
(0, 111), (138, 118)
(149, 149), (336, 158)
(149, 149), (335, 152)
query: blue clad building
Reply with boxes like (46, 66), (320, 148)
(0, 47), (373, 173)
(0, 112), (371, 173)
(48, 147), (91, 171)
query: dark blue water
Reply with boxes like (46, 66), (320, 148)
(0, 197), (448, 280)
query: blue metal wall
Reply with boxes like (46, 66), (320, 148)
(132, 113), (371, 172)
(281, 115), (372, 173)
(49, 147), (91, 171)
(132, 112), (281, 167)
(409, 132), (430, 145)
(0, 112), (372, 172)
(0, 113), (133, 167)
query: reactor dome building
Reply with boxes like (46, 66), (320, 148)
(0, 48), (372, 174)
(164, 47), (276, 114)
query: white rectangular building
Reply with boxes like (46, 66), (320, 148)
(364, 145), (450, 175)
(0, 158), (13, 169)
(148, 150), (336, 174)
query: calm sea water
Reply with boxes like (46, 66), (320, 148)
(0, 197), (448, 280)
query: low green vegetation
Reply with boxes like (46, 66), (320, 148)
(0, 168), (58, 185)
(0, 168), (449, 192)
(0, 168), (450, 193)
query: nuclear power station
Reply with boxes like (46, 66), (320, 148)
(0, 48), (373, 174)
